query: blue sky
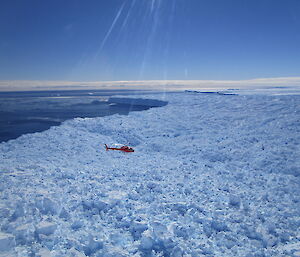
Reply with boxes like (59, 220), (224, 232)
(0, 0), (300, 82)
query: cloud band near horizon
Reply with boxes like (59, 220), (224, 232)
(0, 77), (300, 92)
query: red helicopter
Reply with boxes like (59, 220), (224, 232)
(105, 144), (134, 153)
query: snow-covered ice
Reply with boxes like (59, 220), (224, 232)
(0, 232), (15, 252)
(0, 92), (299, 256)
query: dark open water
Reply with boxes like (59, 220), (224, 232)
(0, 90), (167, 143)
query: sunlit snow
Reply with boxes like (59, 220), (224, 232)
(0, 91), (299, 256)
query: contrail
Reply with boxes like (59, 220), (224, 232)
(139, 0), (162, 78)
(121, 0), (136, 31)
(150, 0), (156, 13)
(95, 2), (126, 57)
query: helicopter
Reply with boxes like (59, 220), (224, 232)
(105, 144), (134, 153)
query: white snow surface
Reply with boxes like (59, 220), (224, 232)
(0, 92), (299, 256)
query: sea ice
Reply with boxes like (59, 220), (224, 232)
(36, 221), (57, 236)
(0, 92), (299, 256)
(0, 232), (15, 252)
